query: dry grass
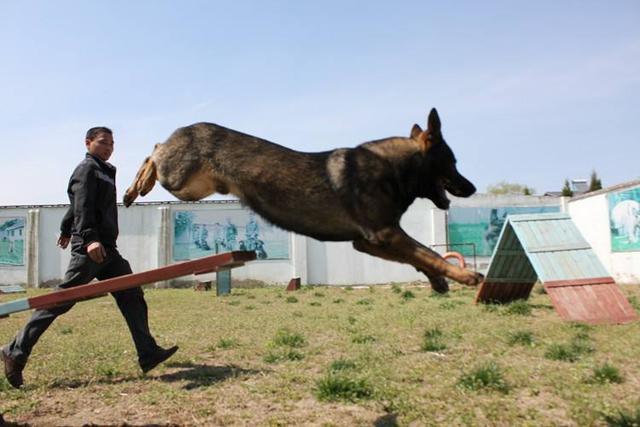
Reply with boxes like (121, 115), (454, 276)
(1, 283), (640, 426)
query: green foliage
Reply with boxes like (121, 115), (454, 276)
(590, 362), (624, 384)
(273, 329), (306, 348)
(504, 300), (532, 316)
(628, 296), (640, 311)
(96, 365), (120, 378)
(217, 337), (240, 349)
(562, 179), (574, 197)
(589, 170), (603, 192)
(507, 330), (534, 346)
(545, 343), (580, 362)
(458, 362), (509, 393)
(265, 329), (306, 363)
(439, 300), (465, 310)
(356, 298), (373, 305)
(545, 333), (594, 362)
(329, 359), (357, 372)
(602, 407), (640, 427)
(315, 375), (373, 402)
(285, 296), (298, 303)
(401, 290), (415, 301)
(487, 181), (535, 196)
(421, 327), (446, 352)
(351, 334), (376, 344)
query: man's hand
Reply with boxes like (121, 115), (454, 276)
(86, 241), (107, 263)
(57, 235), (70, 250)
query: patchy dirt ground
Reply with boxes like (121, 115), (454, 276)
(2, 285), (640, 426)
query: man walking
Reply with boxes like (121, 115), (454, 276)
(2, 127), (178, 388)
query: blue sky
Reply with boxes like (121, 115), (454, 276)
(1, 1), (638, 205)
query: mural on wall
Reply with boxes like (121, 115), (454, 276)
(0, 217), (25, 266)
(448, 206), (560, 257)
(609, 187), (640, 252)
(173, 209), (289, 261)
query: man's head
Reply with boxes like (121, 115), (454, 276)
(85, 126), (114, 161)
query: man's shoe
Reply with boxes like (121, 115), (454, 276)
(140, 345), (179, 374)
(1, 349), (24, 389)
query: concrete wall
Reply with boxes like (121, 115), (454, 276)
(17, 192), (637, 288)
(568, 181), (640, 284)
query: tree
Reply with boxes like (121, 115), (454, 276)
(487, 181), (536, 195)
(588, 170), (603, 192)
(561, 179), (573, 197)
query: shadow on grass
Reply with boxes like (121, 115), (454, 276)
(159, 361), (263, 390)
(48, 375), (140, 389)
(374, 413), (399, 427)
(1, 419), (30, 427)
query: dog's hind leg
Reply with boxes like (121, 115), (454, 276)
(352, 227), (483, 288)
(123, 156), (157, 207)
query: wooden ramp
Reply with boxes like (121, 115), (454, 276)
(475, 213), (637, 324)
(0, 251), (256, 318)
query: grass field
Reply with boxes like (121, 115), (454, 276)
(1, 283), (640, 426)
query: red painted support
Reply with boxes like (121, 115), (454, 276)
(286, 277), (301, 291)
(1, 251), (256, 317)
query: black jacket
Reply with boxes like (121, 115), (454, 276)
(60, 153), (119, 248)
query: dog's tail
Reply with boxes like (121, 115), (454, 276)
(123, 156), (157, 207)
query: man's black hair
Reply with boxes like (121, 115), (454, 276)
(86, 126), (113, 140)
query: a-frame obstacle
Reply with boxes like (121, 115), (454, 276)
(475, 213), (637, 324)
(0, 251), (256, 318)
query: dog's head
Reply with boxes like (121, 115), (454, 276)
(410, 108), (476, 209)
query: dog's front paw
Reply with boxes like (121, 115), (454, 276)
(465, 271), (484, 287)
(428, 276), (449, 294)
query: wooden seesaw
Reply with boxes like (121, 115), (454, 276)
(0, 251), (256, 318)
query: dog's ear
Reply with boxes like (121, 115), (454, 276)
(427, 108), (441, 137)
(410, 124), (423, 139)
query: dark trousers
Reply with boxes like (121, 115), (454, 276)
(3, 245), (160, 366)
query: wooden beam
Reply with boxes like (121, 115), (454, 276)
(0, 251), (256, 318)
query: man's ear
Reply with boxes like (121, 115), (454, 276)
(410, 124), (423, 139)
(427, 108), (441, 136)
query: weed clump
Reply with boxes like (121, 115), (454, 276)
(458, 362), (509, 393)
(602, 407), (640, 427)
(401, 290), (415, 301)
(217, 337), (240, 349)
(506, 330), (534, 346)
(504, 299), (532, 316)
(589, 362), (624, 384)
(316, 375), (373, 402)
(329, 359), (357, 372)
(421, 328), (447, 352)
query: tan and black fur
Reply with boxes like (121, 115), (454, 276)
(124, 108), (483, 292)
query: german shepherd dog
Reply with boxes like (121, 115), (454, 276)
(124, 108), (483, 292)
